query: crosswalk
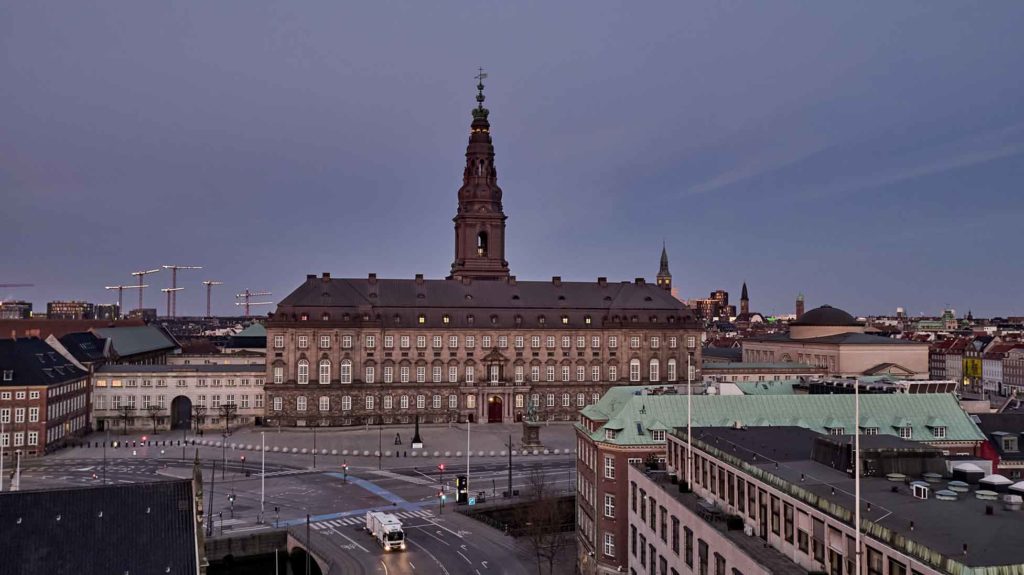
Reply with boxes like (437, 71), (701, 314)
(312, 509), (434, 531)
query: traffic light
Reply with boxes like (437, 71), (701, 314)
(141, 436), (148, 443)
(240, 456), (246, 463)
(438, 464), (445, 472)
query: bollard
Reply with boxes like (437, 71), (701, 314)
(404, 451), (407, 457)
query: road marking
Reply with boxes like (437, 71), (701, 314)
(457, 551), (471, 565)
(327, 524), (369, 553)
(380, 559), (389, 575)
(481, 561), (488, 569)
(407, 539), (449, 575)
(409, 561), (416, 570)
(406, 525), (449, 546)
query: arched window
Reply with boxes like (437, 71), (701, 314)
(340, 360), (352, 384)
(629, 359), (641, 382)
(318, 359), (331, 385)
(649, 359), (660, 382)
(297, 359), (309, 385)
(667, 359), (677, 382)
(477, 231), (488, 257)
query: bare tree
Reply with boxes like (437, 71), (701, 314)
(145, 405), (163, 435)
(192, 405), (207, 434)
(518, 468), (572, 575)
(117, 406), (134, 435)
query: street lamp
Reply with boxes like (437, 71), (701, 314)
(229, 490), (236, 519)
(240, 455), (246, 475)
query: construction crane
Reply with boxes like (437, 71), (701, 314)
(130, 268), (161, 312)
(104, 284), (146, 318)
(235, 289), (272, 317)
(201, 280), (223, 318)
(162, 265), (202, 317)
(160, 287), (183, 318)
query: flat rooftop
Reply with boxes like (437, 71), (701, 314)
(96, 364), (265, 374)
(636, 467), (805, 575)
(689, 427), (1024, 569)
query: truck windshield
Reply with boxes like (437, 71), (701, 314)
(386, 531), (404, 542)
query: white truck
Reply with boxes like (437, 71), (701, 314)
(366, 511), (406, 551)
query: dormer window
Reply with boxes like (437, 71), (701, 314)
(827, 427), (845, 436)
(418, 314), (426, 325)
(862, 427), (879, 436)
(898, 426), (913, 440)
(585, 315), (592, 325)
(561, 315), (569, 325)
(931, 426), (946, 439)
(651, 430), (666, 442)
(442, 314), (451, 324)
(300, 313), (309, 321)
(605, 429), (617, 440)
(2, 370), (12, 381)
(1002, 435), (1018, 452)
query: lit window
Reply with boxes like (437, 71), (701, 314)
(561, 316), (569, 325)
(418, 314), (426, 324)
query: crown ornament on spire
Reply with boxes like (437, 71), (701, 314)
(472, 67), (489, 119)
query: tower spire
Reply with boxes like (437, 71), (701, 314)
(449, 70), (510, 281)
(656, 242), (672, 291)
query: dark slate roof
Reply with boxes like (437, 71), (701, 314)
(750, 332), (925, 346)
(0, 479), (199, 575)
(96, 364), (265, 374)
(225, 323), (267, 349)
(790, 304), (863, 327)
(57, 332), (107, 364)
(0, 338), (89, 387)
(701, 347), (743, 362)
(272, 275), (698, 328)
(976, 414), (1024, 461)
(92, 325), (178, 357)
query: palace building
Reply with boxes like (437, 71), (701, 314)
(263, 78), (704, 427)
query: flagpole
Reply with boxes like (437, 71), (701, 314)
(1, 417), (5, 492)
(855, 379), (862, 575)
(260, 431), (266, 523)
(686, 353), (693, 487)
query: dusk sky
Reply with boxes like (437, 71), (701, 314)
(2, 2), (1022, 318)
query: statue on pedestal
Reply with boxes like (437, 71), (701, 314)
(521, 402), (543, 449)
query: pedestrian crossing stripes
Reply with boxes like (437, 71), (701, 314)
(312, 509), (434, 530)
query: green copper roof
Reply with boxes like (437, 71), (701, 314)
(578, 392), (984, 447)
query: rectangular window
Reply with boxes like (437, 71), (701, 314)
(467, 336), (476, 349)
(273, 397), (283, 411)
(400, 336), (410, 349)
(684, 528), (693, 567)
(384, 395), (393, 409)
(562, 393), (570, 407)
(432, 395), (441, 409)
(515, 394), (524, 408)
(449, 335), (458, 348)
(546, 393), (555, 407)
(490, 365), (500, 383)
(603, 533), (615, 558)
(630, 336), (641, 349)
(433, 366), (442, 383)
(466, 366), (475, 383)
(417, 395), (425, 409)
(320, 335), (331, 349)
(577, 393), (585, 407)
(384, 335), (394, 349)
(341, 396), (351, 410)
(545, 336), (555, 348)
(449, 394), (458, 409)
(296, 396), (307, 412)
(498, 336), (508, 348)
(687, 336), (696, 349)
(416, 366), (426, 383)
(342, 335), (353, 349)
(514, 365), (524, 383)
(365, 366), (376, 384)
(561, 336), (571, 348)
(400, 395), (409, 409)
(531, 336), (541, 348)
(449, 366), (458, 383)
(366, 395), (374, 410)
(467, 395), (476, 409)
(433, 336), (442, 349)
(274, 335), (284, 349)
(562, 366), (570, 382)
(298, 335), (308, 349)
(319, 396), (330, 411)
(366, 335), (376, 348)
(384, 366), (394, 383)
(400, 366), (410, 383)
(515, 336), (524, 349)
(669, 337), (677, 349)
(27, 431), (38, 446)
(604, 455), (615, 479)
(651, 336), (660, 349)
(604, 494), (615, 518)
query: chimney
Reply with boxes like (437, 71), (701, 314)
(415, 273), (424, 285)
(597, 277), (607, 287)
(306, 274), (316, 281)
(552, 276), (562, 287)
(635, 278), (646, 285)
(508, 276), (517, 286)
(322, 272), (331, 281)
(368, 273), (377, 285)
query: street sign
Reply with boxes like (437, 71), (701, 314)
(468, 497), (476, 506)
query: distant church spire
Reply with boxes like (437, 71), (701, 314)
(656, 242), (672, 291)
(449, 69), (510, 281)
(740, 282), (749, 316)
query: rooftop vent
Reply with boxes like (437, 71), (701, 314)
(552, 276), (562, 286)
(415, 274), (424, 285)
(306, 274), (316, 281)
(635, 278), (646, 285)
(597, 277), (607, 286)
(368, 273), (378, 285)
(321, 272), (331, 281)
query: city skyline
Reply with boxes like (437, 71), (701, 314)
(3, 2), (1023, 316)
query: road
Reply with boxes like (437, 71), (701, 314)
(12, 440), (576, 575)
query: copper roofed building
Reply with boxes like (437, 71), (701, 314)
(265, 77), (704, 427)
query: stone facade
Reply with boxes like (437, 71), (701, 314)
(263, 81), (703, 428)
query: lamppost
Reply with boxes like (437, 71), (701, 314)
(229, 489), (236, 519)
(312, 425), (317, 469)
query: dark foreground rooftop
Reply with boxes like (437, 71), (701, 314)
(0, 479), (200, 575)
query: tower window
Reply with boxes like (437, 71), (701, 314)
(477, 232), (488, 257)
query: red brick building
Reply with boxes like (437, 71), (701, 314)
(0, 338), (90, 457)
